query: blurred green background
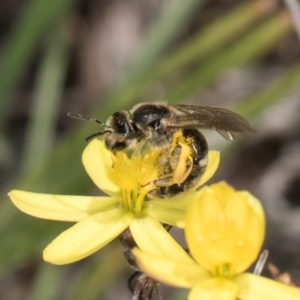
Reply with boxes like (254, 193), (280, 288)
(1, 0), (300, 299)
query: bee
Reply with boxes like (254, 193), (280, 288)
(69, 102), (255, 198)
(68, 102), (255, 300)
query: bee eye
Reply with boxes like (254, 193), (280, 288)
(111, 112), (132, 134)
(148, 120), (160, 130)
(117, 120), (130, 133)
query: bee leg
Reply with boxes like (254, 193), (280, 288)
(170, 143), (193, 184)
(129, 271), (162, 300)
(119, 228), (137, 250)
(120, 229), (164, 300)
(153, 175), (175, 187)
(125, 252), (159, 299)
(155, 143), (193, 187)
(120, 226), (171, 299)
(124, 251), (162, 300)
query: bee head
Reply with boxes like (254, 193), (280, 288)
(107, 111), (134, 135)
(104, 111), (139, 151)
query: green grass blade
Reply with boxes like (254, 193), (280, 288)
(166, 11), (292, 103)
(0, 0), (76, 129)
(29, 264), (68, 300)
(235, 62), (300, 118)
(149, 0), (277, 80)
(20, 25), (71, 174)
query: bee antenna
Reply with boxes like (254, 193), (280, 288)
(67, 112), (106, 126)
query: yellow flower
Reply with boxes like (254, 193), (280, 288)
(133, 182), (300, 300)
(8, 139), (219, 265)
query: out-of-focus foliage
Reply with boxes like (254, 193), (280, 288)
(0, 0), (300, 299)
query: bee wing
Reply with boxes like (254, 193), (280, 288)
(162, 105), (256, 141)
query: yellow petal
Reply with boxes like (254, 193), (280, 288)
(82, 139), (120, 197)
(9, 190), (120, 221)
(235, 273), (300, 300)
(143, 192), (197, 228)
(185, 182), (265, 276)
(130, 217), (194, 264)
(189, 278), (239, 300)
(133, 248), (210, 289)
(195, 151), (220, 189)
(43, 207), (133, 264)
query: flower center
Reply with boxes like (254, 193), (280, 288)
(215, 263), (231, 278)
(108, 150), (164, 215)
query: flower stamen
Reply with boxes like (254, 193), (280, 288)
(108, 149), (165, 215)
